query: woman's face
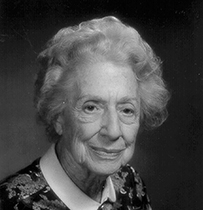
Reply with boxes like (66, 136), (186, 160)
(59, 61), (140, 176)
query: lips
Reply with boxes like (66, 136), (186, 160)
(90, 146), (125, 160)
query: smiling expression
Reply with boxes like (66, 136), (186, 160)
(58, 61), (140, 175)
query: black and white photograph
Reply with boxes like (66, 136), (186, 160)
(0, 1), (202, 209)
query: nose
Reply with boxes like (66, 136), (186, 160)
(100, 108), (122, 140)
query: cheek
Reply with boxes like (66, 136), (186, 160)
(121, 141), (136, 165)
(122, 123), (140, 144)
(77, 121), (101, 140)
(70, 121), (101, 163)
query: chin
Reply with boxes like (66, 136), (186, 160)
(87, 161), (123, 176)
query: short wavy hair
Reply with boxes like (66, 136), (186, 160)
(34, 16), (170, 142)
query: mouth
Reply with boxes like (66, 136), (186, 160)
(89, 146), (125, 160)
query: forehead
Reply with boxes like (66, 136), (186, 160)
(74, 61), (139, 101)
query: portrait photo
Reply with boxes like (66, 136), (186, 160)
(0, 0), (202, 209)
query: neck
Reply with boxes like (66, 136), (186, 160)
(56, 141), (107, 202)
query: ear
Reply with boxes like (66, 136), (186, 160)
(54, 116), (64, 135)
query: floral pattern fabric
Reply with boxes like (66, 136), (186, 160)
(0, 159), (152, 210)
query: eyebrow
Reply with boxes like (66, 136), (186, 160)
(77, 95), (106, 104)
(77, 94), (139, 105)
(118, 96), (139, 104)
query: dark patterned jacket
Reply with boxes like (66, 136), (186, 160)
(0, 159), (152, 210)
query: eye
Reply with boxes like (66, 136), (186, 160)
(118, 103), (139, 119)
(122, 108), (135, 116)
(119, 105), (139, 124)
(83, 104), (99, 114)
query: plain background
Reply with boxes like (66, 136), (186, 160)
(0, 0), (202, 209)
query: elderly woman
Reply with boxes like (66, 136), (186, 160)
(0, 16), (170, 210)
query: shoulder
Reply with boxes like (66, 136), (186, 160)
(0, 159), (44, 209)
(122, 164), (146, 188)
(111, 164), (146, 192)
(111, 164), (152, 210)
(0, 158), (46, 192)
(0, 159), (67, 210)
